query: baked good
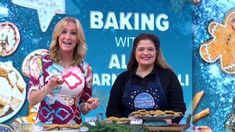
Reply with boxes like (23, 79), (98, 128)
(43, 124), (81, 131)
(13, 105), (39, 124)
(0, 65), (9, 77)
(0, 22), (20, 56)
(0, 61), (26, 119)
(194, 126), (212, 132)
(129, 109), (182, 118)
(199, 10), (235, 74)
(21, 49), (49, 77)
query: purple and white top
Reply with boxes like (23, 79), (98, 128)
(28, 54), (92, 124)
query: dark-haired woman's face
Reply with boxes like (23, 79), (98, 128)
(135, 39), (156, 67)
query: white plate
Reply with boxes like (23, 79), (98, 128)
(0, 62), (26, 123)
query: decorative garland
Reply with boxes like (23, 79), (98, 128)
(84, 122), (148, 132)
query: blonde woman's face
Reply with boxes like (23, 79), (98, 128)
(58, 21), (78, 53)
(135, 39), (156, 67)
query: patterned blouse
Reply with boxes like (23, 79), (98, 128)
(28, 54), (92, 124)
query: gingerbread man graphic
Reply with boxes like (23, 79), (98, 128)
(200, 10), (235, 74)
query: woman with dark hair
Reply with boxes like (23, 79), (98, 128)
(28, 17), (99, 125)
(106, 33), (186, 123)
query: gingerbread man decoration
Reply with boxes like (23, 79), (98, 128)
(200, 10), (235, 74)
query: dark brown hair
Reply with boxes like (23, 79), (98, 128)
(127, 33), (170, 70)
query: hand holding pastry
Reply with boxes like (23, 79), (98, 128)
(45, 75), (63, 93)
(86, 97), (99, 111)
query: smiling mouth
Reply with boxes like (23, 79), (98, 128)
(63, 41), (72, 46)
(141, 57), (151, 60)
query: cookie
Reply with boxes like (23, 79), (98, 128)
(199, 10), (235, 74)
(0, 65), (9, 77)
(0, 105), (10, 117)
(0, 22), (20, 57)
(193, 126), (212, 132)
(164, 110), (175, 115)
(117, 117), (130, 124)
(43, 124), (81, 131)
(129, 109), (182, 118)
(107, 116), (120, 122)
(0, 77), (12, 106)
(43, 124), (59, 131)
(21, 49), (49, 77)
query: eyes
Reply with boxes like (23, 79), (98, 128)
(61, 30), (77, 36)
(137, 47), (155, 52)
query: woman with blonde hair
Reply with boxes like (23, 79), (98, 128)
(28, 17), (99, 125)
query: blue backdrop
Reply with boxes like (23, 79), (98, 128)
(0, 0), (192, 127)
(194, 0), (235, 131)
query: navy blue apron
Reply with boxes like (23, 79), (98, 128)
(122, 72), (168, 117)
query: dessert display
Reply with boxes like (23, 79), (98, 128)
(0, 22), (20, 57)
(129, 109), (183, 119)
(43, 124), (81, 131)
(21, 49), (49, 77)
(103, 117), (130, 124)
(0, 61), (26, 123)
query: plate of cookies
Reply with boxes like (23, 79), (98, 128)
(0, 61), (26, 123)
(102, 116), (130, 124)
(21, 49), (49, 77)
(0, 22), (20, 57)
(129, 109), (183, 120)
(42, 124), (81, 131)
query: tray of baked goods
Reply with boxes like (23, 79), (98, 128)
(102, 116), (131, 124)
(42, 124), (82, 131)
(102, 112), (191, 131)
(102, 110), (184, 126)
(11, 122), (85, 132)
(128, 109), (184, 127)
(129, 109), (183, 120)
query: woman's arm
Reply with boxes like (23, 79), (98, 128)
(28, 74), (63, 106)
(28, 85), (49, 106)
(27, 56), (63, 106)
(166, 70), (186, 123)
(79, 64), (99, 115)
(80, 97), (99, 114)
(106, 72), (126, 117)
(27, 57), (45, 106)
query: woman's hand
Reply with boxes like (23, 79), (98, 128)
(45, 75), (64, 93)
(28, 75), (63, 106)
(86, 97), (99, 111)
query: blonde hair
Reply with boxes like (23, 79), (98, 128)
(49, 17), (87, 65)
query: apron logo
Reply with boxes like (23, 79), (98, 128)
(134, 92), (155, 109)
